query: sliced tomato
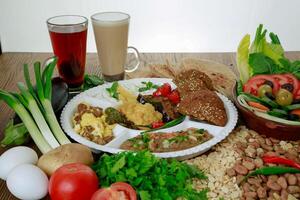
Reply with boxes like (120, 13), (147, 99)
(91, 188), (121, 200)
(243, 75), (280, 96)
(91, 182), (137, 200)
(283, 74), (299, 96)
(295, 88), (300, 100)
(272, 74), (289, 85)
(110, 182), (137, 200)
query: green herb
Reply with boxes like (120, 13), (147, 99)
(83, 74), (104, 91)
(138, 81), (159, 92)
(92, 151), (208, 200)
(0, 119), (30, 147)
(106, 82), (119, 100)
(141, 115), (186, 134)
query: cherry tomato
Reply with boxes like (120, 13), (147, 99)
(151, 121), (165, 128)
(91, 182), (137, 200)
(160, 83), (172, 97)
(49, 163), (99, 200)
(243, 75), (280, 96)
(153, 87), (163, 97)
(167, 90), (180, 104)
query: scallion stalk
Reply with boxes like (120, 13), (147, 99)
(33, 59), (70, 145)
(17, 82), (60, 148)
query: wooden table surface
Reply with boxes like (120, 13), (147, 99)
(1, 52), (300, 200)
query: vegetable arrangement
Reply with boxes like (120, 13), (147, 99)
(92, 150), (208, 200)
(236, 24), (300, 125)
(0, 57), (71, 153)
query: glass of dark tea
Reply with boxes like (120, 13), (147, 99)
(47, 15), (88, 90)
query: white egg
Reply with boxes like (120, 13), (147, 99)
(6, 164), (49, 200)
(0, 146), (38, 180)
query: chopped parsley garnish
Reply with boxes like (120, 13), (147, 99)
(196, 129), (205, 134)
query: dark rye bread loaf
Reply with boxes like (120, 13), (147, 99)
(177, 90), (227, 126)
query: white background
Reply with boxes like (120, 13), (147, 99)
(1, 0), (300, 52)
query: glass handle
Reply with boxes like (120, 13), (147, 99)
(125, 46), (140, 73)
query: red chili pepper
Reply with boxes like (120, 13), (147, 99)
(151, 121), (165, 129)
(262, 155), (300, 170)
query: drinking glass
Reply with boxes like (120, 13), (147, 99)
(47, 15), (88, 90)
(91, 12), (140, 82)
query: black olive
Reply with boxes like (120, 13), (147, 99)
(264, 80), (274, 88)
(288, 114), (299, 121)
(265, 92), (275, 100)
(292, 99), (300, 104)
(281, 83), (294, 93)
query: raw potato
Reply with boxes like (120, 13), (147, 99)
(37, 143), (94, 176)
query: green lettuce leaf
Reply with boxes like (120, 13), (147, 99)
(236, 34), (251, 83)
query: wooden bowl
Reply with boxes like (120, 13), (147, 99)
(232, 83), (300, 141)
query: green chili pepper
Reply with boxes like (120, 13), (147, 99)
(243, 166), (300, 183)
(141, 115), (186, 134)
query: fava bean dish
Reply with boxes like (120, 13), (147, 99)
(120, 128), (213, 152)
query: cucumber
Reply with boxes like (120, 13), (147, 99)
(283, 104), (300, 111)
(261, 96), (279, 108)
(254, 111), (300, 126)
(241, 93), (270, 107)
(267, 109), (288, 118)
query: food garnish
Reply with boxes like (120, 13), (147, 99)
(106, 82), (119, 100)
(138, 81), (159, 92)
(141, 115), (186, 133)
(92, 151), (208, 200)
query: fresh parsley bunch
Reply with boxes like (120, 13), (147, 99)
(92, 151), (208, 200)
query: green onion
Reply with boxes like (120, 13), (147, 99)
(17, 82), (60, 148)
(31, 59), (70, 145)
(0, 91), (52, 153)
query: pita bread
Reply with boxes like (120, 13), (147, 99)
(180, 58), (237, 99)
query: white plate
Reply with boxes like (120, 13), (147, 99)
(60, 78), (238, 160)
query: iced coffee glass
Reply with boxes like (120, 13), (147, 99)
(91, 12), (140, 82)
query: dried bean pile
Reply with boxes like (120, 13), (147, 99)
(227, 128), (300, 200)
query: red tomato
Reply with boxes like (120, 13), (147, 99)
(49, 163), (99, 200)
(153, 87), (163, 97)
(151, 121), (165, 128)
(272, 74), (289, 85)
(160, 83), (172, 97)
(283, 74), (299, 96)
(167, 90), (180, 104)
(91, 182), (137, 200)
(243, 75), (280, 96)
